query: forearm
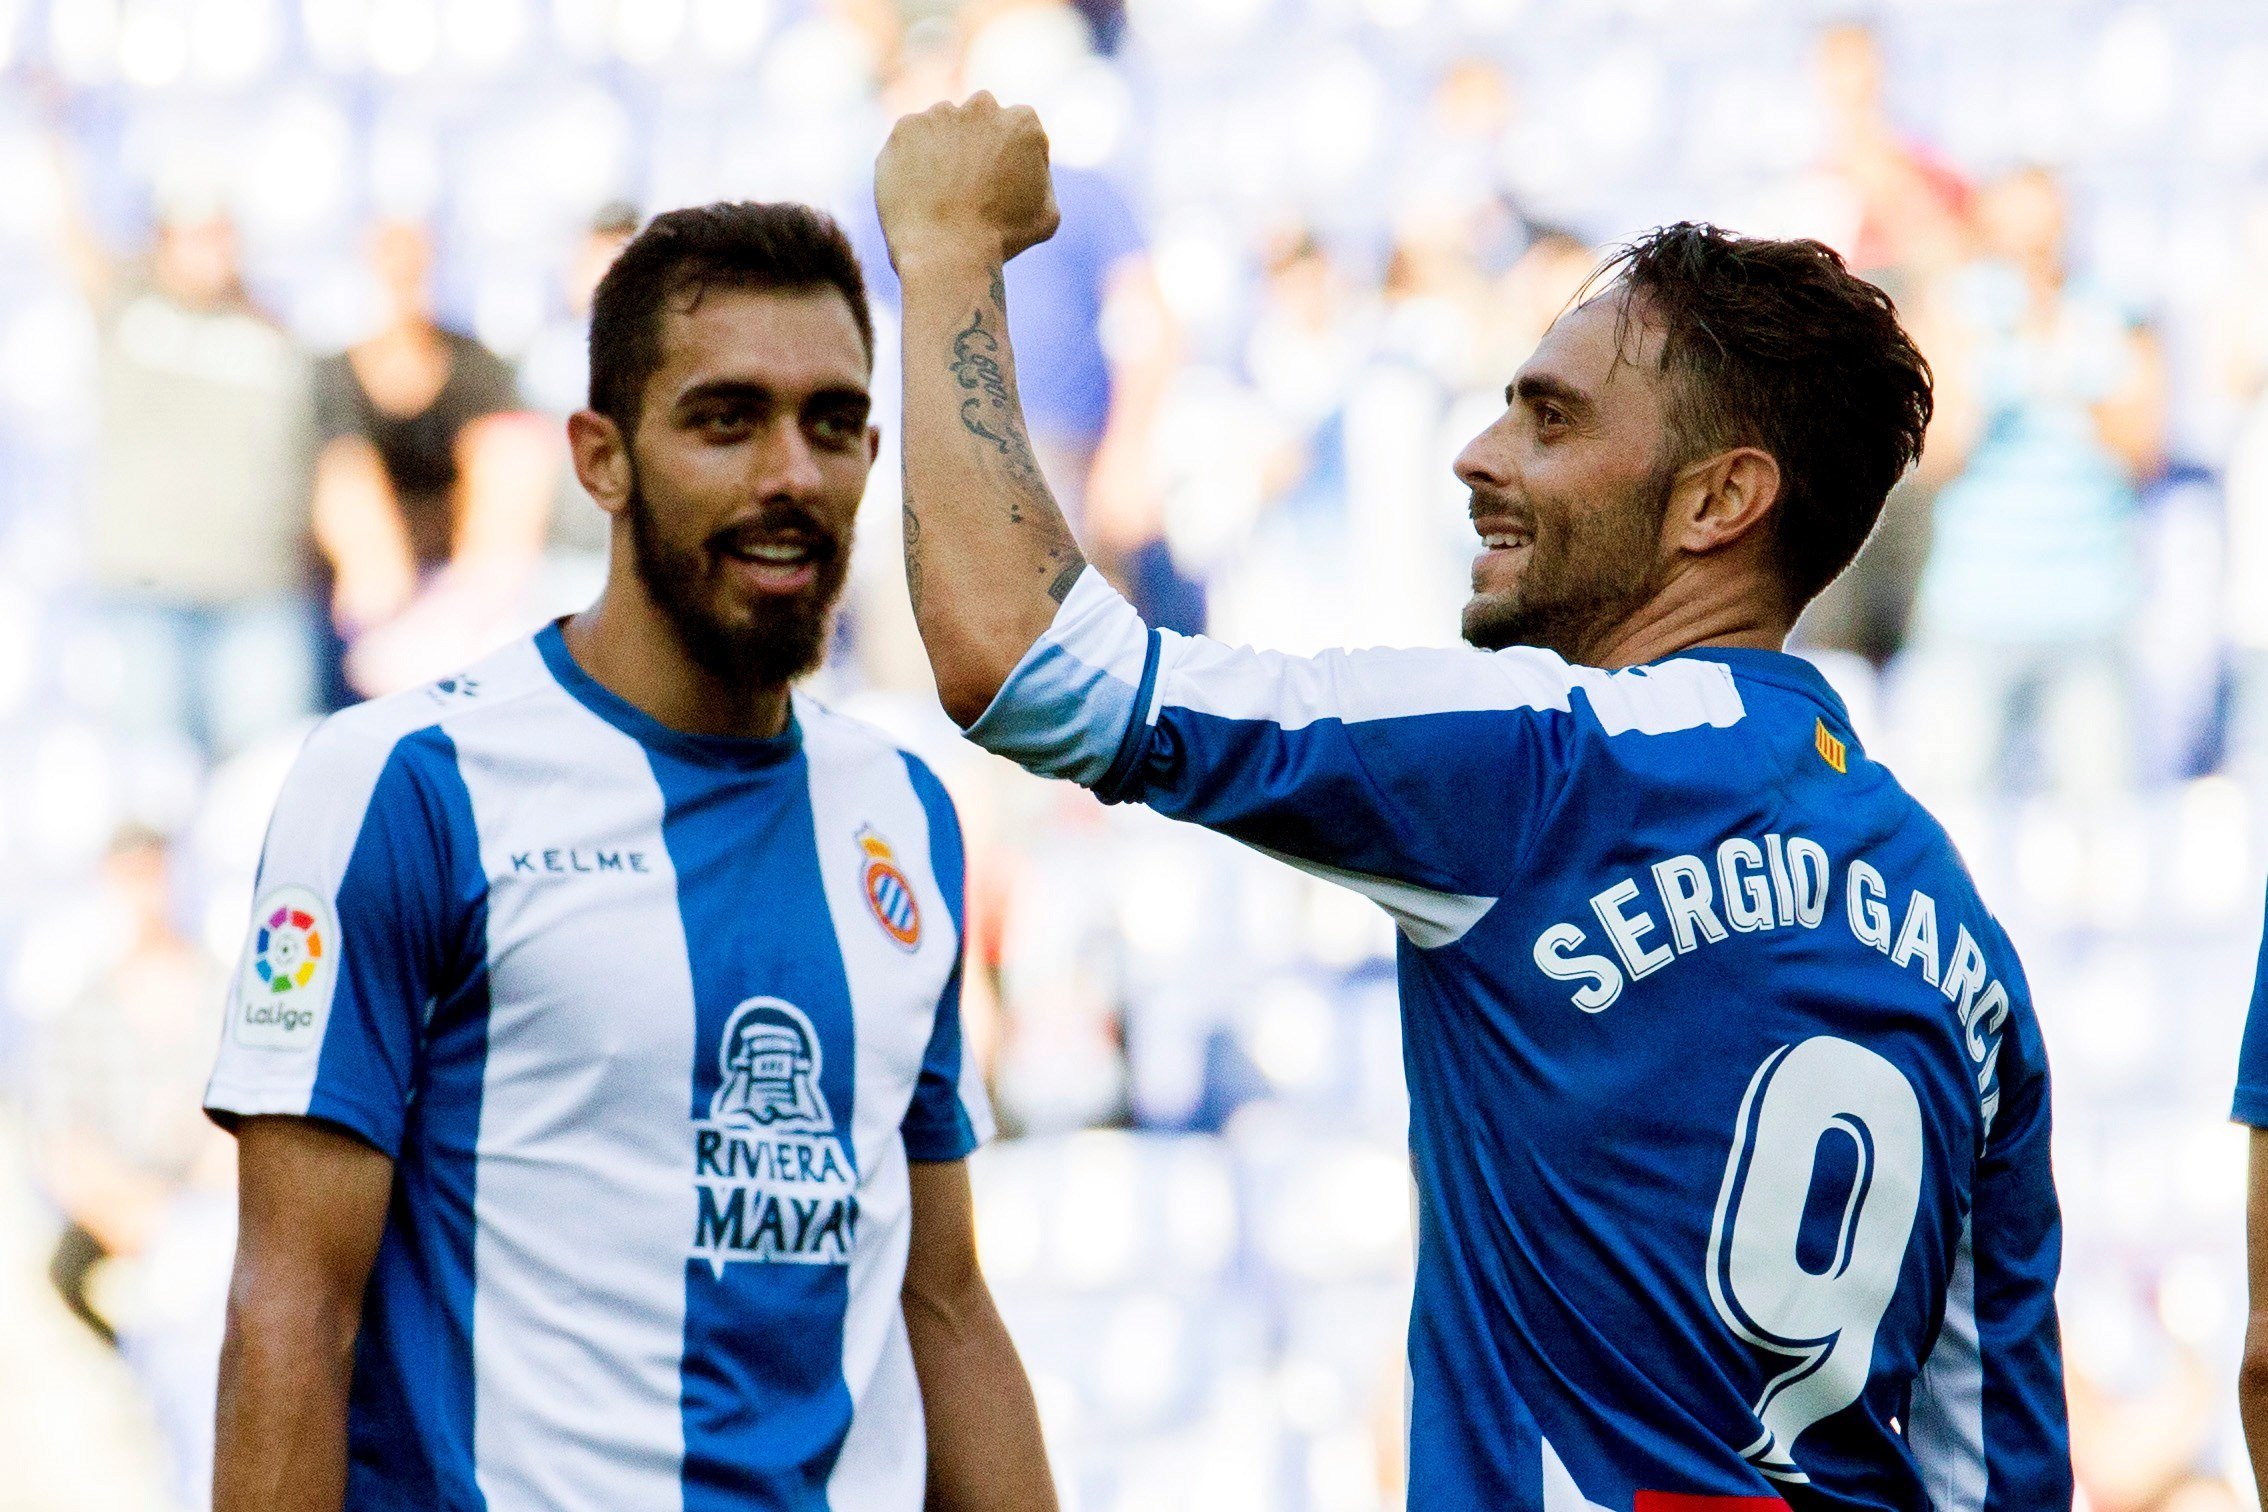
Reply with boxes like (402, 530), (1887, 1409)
(898, 254), (1086, 725)
(212, 1293), (361, 1512)
(2243, 1323), (2268, 1499)
(904, 1269), (1055, 1511)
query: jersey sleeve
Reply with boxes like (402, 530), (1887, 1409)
(897, 753), (995, 1162)
(1907, 1005), (2072, 1509)
(204, 719), (480, 1159)
(2233, 887), (2268, 1125)
(962, 568), (1744, 947)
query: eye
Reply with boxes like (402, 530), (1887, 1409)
(808, 409), (864, 449)
(694, 405), (751, 437)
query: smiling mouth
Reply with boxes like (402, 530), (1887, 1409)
(713, 525), (836, 596)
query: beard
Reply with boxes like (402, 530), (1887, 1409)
(624, 476), (851, 689)
(1460, 463), (1677, 662)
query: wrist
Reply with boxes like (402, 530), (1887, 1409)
(890, 239), (1003, 292)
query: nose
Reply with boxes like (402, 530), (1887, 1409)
(756, 416), (827, 500)
(1454, 410), (1515, 493)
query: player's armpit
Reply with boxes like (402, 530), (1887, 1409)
(213, 1115), (394, 1512)
(902, 1158), (1056, 1512)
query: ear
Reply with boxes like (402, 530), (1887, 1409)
(1666, 446), (1781, 556)
(568, 409), (633, 517)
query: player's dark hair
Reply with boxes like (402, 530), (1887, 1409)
(588, 201), (873, 431)
(1596, 222), (1934, 609)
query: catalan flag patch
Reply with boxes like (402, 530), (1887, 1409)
(1815, 719), (1847, 773)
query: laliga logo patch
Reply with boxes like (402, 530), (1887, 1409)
(856, 827), (921, 951)
(233, 885), (336, 1049)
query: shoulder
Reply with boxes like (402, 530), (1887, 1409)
(288, 640), (551, 799)
(795, 696), (961, 825)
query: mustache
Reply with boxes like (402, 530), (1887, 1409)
(705, 503), (841, 560)
(1466, 488), (1533, 528)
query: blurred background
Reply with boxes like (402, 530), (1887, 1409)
(0, 0), (2263, 1506)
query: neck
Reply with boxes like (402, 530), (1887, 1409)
(1577, 568), (1790, 670)
(562, 565), (793, 741)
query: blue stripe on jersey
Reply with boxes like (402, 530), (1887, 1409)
(334, 728), (495, 1510)
(645, 734), (859, 1512)
(306, 729), (480, 1156)
(899, 753), (976, 1161)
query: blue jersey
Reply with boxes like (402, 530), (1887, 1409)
(204, 626), (991, 1511)
(2230, 895), (2268, 1127)
(968, 571), (2069, 1511)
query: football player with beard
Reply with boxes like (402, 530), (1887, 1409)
(207, 203), (1052, 1512)
(879, 98), (2070, 1512)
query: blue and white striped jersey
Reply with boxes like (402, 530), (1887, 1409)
(969, 570), (2069, 1511)
(204, 624), (991, 1512)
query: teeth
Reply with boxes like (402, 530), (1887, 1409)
(1482, 534), (1526, 549)
(734, 543), (809, 564)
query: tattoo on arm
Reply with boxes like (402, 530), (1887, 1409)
(902, 501), (924, 614)
(948, 309), (1047, 520)
(945, 291), (1088, 598)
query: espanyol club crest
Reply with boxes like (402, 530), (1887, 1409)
(856, 827), (921, 951)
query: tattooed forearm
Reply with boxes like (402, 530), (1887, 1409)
(902, 501), (925, 614)
(947, 305), (1049, 520)
(913, 272), (1088, 638)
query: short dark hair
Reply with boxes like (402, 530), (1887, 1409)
(587, 201), (873, 431)
(1596, 222), (1933, 608)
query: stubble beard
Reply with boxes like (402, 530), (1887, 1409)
(1460, 466), (1677, 664)
(624, 475), (850, 690)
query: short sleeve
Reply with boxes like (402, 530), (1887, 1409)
(443, 334), (522, 427)
(2233, 886), (2268, 1125)
(311, 352), (366, 447)
(204, 717), (480, 1158)
(897, 754), (994, 1161)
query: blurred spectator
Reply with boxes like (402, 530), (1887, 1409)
(519, 200), (640, 570)
(24, 826), (233, 1511)
(1809, 22), (1973, 299)
(310, 219), (555, 700)
(49, 134), (318, 761)
(1897, 166), (2147, 806)
(1795, 22), (1974, 677)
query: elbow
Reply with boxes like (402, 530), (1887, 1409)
(933, 660), (1010, 731)
(2242, 1339), (2268, 1413)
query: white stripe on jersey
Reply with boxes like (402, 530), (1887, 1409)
(1153, 622), (1746, 736)
(1909, 1214), (1987, 1509)
(1246, 842), (1499, 950)
(454, 643), (693, 1510)
(1539, 1434), (1614, 1512)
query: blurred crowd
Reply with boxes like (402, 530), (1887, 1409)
(2, 0), (2267, 1508)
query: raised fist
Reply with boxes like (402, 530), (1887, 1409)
(875, 93), (1061, 273)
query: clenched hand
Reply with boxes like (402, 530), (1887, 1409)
(875, 93), (1061, 275)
